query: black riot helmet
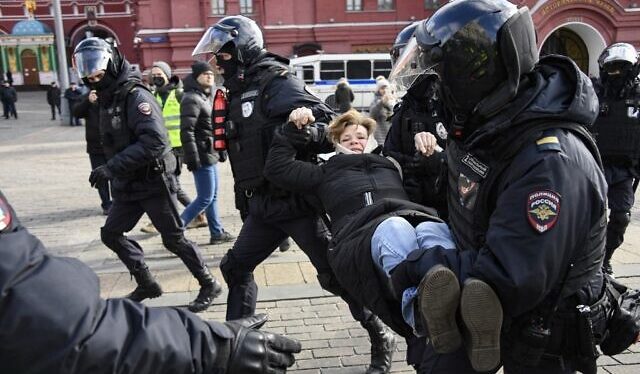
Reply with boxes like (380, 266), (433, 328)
(414, 0), (538, 126)
(598, 43), (639, 90)
(73, 37), (123, 88)
(192, 15), (264, 66)
(391, 22), (418, 66)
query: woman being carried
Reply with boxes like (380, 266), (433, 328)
(265, 109), (504, 372)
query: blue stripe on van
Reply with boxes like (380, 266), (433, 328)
(315, 79), (377, 85)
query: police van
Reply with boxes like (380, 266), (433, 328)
(289, 53), (393, 112)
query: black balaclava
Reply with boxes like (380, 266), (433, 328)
(152, 76), (166, 87)
(217, 41), (240, 81)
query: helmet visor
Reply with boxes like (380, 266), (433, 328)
(73, 49), (111, 78)
(389, 38), (438, 91)
(192, 26), (235, 58)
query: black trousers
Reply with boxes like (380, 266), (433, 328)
(173, 149), (191, 208)
(88, 153), (112, 210)
(604, 164), (635, 252)
(50, 103), (61, 119)
(101, 192), (206, 276)
(221, 203), (369, 322)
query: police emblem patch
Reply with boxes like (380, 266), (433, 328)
(435, 122), (448, 139)
(242, 101), (254, 117)
(0, 196), (12, 232)
(527, 190), (560, 233)
(137, 102), (152, 115)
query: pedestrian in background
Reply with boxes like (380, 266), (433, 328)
(1, 80), (17, 119)
(64, 82), (83, 126)
(180, 61), (234, 245)
(46, 82), (61, 120)
(334, 77), (354, 113)
(73, 89), (112, 215)
(369, 77), (396, 145)
(5, 70), (13, 86)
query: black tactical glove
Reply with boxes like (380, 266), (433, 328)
(281, 122), (319, 148)
(600, 288), (640, 356)
(89, 165), (113, 188)
(225, 314), (302, 374)
(186, 160), (201, 172)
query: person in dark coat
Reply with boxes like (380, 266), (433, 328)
(64, 81), (83, 126)
(334, 77), (354, 113)
(193, 15), (396, 373)
(389, 1), (634, 372)
(179, 61), (234, 245)
(0, 189), (301, 374)
(265, 109), (503, 371)
(46, 81), (62, 120)
(74, 37), (221, 313)
(73, 89), (112, 214)
(1, 80), (17, 119)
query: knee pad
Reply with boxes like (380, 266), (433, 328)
(220, 254), (253, 286)
(100, 227), (122, 249)
(609, 211), (631, 232)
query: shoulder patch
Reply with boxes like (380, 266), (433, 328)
(536, 133), (561, 152)
(0, 196), (13, 232)
(527, 190), (561, 233)
(137, 102), (152, 116)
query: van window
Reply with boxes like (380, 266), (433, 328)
(320, 61), (345, 80)
(373, 60), (392, 78)
(302, 65), (314, 83)
(347, 60), (371, 79)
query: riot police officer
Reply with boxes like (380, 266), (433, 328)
(390, 1), (613, 372)
(592, 43), (640, 275)
(192, 16), (397, 373)
(74, 37), (221, 313)
(384, 25), (448, 217)
(0, 189), (301, 374)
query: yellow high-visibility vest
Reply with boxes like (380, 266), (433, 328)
(156, 89), (181, 148)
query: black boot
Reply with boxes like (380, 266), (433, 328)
(188, 266), (223, 313)
(361, 315), (397, 374)
(126, 265), (163, 302)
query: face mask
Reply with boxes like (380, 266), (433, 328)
(152, 77), (166, 87)
(217, 57), (239, 81)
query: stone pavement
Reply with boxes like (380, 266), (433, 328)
(1, 91), (640, 373)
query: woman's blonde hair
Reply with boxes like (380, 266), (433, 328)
(327, 109), (377, 144)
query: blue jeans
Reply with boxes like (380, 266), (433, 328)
(180, 164), (224, 236)
(370, 217), (455, 333)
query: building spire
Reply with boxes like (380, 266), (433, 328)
(25, 0), (37, 19)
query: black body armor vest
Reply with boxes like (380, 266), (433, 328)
(226, 61), (289, 190)
(397, 96), (448, 155)
(592, 87), (640, 165)
(100, 81), (147, 159)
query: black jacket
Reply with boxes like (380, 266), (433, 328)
(227, 53), (335, 221)
(0, 190), (235, 374)
(73, 94), (103, 154)
(180, 74), (219, 167)
(265, 132), (440, 337)
(97, 61), (174, 201)
(407, 56), (607, 320)
(0, 85), (17, 103)
(334, 82), (354, 113)
(46, 85), (61, 106)
(64, 87), (83, 104)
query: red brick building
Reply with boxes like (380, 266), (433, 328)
(0, 0), (136, 86)
(135, 0), (640, 77)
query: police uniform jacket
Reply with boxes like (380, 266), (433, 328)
(265, 132), (440, 337)
(97, 61), (175, 201)
(0, 191), (236, 374)
(73, 94), (103, 154)
(180, 73), (220, 167)
(405, 56), (607, 322)
(225, 52), (334, 221)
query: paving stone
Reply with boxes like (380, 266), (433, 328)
(312, 347), (356, 358)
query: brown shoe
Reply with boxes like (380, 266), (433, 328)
(187, 213), (208, 229)
(417, 265), (462, 354)
(460, 278), (503, 373)
(140, 222), (158, 234)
